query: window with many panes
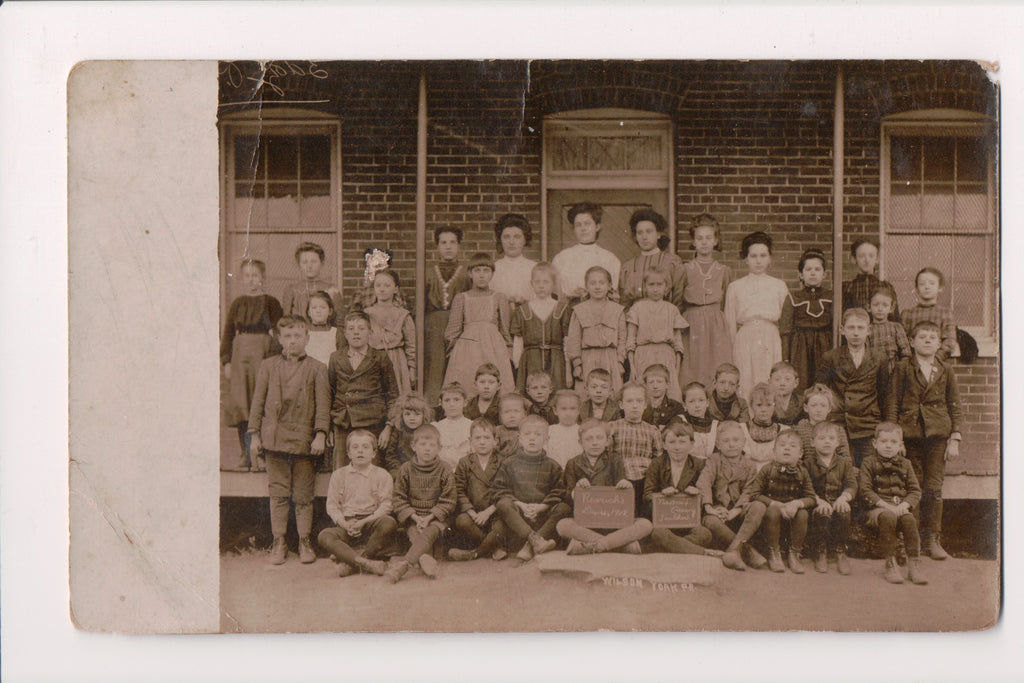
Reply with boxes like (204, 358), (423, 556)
(219, 110), (341, 311)
(880, 111), (998, 351)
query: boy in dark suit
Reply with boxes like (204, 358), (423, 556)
(816, 307), (891, 466)
(448, 418), (508, 561)
(327, 311), (399, 471)
(886, 320), (964, 561)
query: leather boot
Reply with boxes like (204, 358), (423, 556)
(884, 556), (904, 584)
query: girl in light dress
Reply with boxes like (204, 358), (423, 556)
(510, 262), (571, 393)
(626, 268), (689, 401)
(443, 252), (515, 394)
(566, 266), (626, 394)
(489, 213), (538, 307)
(679, 213), (734, 390)
(424, 226), (471, 405)
(724, 231), (790, 400)
(304, 290), (342, 366)
(618, 208), (685, 312)
(363, 268), (417, 396)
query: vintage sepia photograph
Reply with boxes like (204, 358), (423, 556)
(209, 59), (1000, 632)
(5, 2), (1021, 679)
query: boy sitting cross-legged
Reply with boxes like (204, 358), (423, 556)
(317, 429), (397, 577)
(555, 419), (653, 555)
(644, 420), (717, 556)
(491, 414), (569, 561)
(386, 424), (457, 584)
(448, 418), (509, 562)
(696, 421), (766, 571)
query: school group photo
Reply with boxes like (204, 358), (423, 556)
(216, 59), (1001, 632)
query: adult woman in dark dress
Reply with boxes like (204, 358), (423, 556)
(423, 226), (471, 406)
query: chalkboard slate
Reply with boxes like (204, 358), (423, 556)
(573, 486), (635, 529)
(651, 493), (702, 529)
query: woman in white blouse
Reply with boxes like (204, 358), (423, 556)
(550, 202), (621, 302)
(724, 231), (790, 399)
(489, 213), (538, 306)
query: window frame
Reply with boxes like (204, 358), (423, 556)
(879, 110), (998, 356)
(218, 108), (343, 318)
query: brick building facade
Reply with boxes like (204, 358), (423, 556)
(218, 60), (999, 483)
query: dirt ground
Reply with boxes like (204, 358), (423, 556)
(220, 550), (1000, 633)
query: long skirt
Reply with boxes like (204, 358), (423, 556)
(423, 310), (450, 405)
(733, 319), (781, 401)
(384, 346), (413, 397)
(517, 346), (567, 393)
(680, 303), (733, 391)
(577, 346), (622, 397)
(443, 323), (515, 397)
(223, 332), (272, 426)
(788, 327), (831, 390)
(631, 342), (682, 401)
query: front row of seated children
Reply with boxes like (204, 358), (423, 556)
(250, 314), (951, 587)
(310, 411), (931, 586)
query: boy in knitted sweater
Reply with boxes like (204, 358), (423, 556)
(386, 424), (457, 583)
(491, 414), (569, 561)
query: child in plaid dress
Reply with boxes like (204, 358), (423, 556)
(867, 287), (911, 375)
(608, 382), (664, 512)
(566, 266), (626, 394)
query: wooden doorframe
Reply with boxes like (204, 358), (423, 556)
(540, 110), (674, 261)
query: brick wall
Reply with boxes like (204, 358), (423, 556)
(218, 59), (1000, 480)
(950, 357), (1000, 475)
